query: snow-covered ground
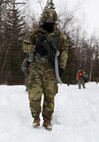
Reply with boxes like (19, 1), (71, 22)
(0, 82), (99, 142)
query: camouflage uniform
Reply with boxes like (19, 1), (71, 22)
(22, 8), (68, 130)
(76, 67), (85, 89)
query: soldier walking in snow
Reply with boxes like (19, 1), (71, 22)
(22, 6), (68, 130)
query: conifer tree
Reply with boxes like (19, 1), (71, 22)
(45, 0), (55, 9)
(0, 0), (26, 84)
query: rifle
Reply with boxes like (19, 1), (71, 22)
(42, 39), (62, 84)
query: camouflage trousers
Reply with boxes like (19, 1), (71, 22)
(27, 59), (58, 121)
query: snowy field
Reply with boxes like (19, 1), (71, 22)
(0, 82), (99, 142)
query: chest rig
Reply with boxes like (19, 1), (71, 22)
(35, 30), (60, 57)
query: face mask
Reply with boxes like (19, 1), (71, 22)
(42, 22), (54, 33)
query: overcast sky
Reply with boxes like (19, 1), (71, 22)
(24, 0), (99, 37)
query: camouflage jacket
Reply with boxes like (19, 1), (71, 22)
(22, 26), (69, 70)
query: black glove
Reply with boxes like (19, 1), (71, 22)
(59, 67), (64, 77)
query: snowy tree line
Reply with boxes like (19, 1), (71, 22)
(0, 0), (99, 85)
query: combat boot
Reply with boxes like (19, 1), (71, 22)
(33, 117), (40, 128)
(43, 119), (52, 131)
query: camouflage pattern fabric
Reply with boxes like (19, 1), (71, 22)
(27, 60), (58, 120)
(40, 8), (57, 24)
(22, 9), (68, 122)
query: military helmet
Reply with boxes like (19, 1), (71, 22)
(40, 8), (57, 23)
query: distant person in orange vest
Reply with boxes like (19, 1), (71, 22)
(76, 66), (86, 89)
